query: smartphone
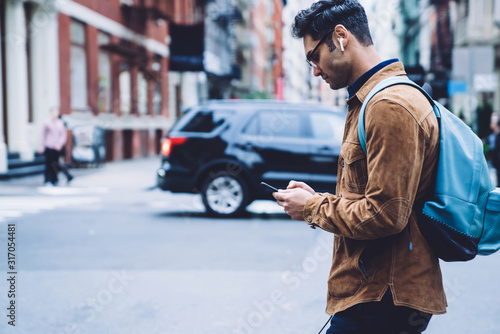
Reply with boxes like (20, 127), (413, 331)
(260, 181), (279, 192)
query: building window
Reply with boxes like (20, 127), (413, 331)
(153, 78), (161, 115)
(119, 64), (130, 115)
(152, 58), (162, 115)
(137, 71), (148, 115)
(70, 20), (88, 111)
(98, 32), (111, 113)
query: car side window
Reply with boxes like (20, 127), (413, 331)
(243, 110), (305, 138)
(181, 110), (233, 133)
(309, 112), (344, 143)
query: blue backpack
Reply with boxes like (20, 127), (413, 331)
(358, 76), (500, 262)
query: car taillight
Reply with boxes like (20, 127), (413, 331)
(161, 137), (187, 156)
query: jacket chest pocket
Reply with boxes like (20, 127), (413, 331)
(340, 142), (368, 194)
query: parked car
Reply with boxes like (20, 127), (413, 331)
(157, 99), (347, 217)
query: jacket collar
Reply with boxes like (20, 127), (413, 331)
(347, 61), (407, 107)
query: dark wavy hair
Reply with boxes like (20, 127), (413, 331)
(291, 0), (373, 50)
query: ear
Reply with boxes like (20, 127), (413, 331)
(333, 24), (348, 51)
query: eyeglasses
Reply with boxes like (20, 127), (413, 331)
(306, 29), (335, 68)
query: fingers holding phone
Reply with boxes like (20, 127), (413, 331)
(273, 187), (314, 220)
(287, 180), (315, 195)
(261, 181), (315, 220)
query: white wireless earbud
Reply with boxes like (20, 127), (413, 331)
(339, 38), (345, 52)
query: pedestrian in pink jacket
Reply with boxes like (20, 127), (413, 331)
(40, 107), (71, 186)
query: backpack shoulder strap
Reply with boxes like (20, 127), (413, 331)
(357, 76), (438, 154)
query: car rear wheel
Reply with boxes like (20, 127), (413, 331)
(201, 171), (249, 217)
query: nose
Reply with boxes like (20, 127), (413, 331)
(312, 66), (321, 77)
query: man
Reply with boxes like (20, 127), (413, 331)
(273, 1), (446, 333)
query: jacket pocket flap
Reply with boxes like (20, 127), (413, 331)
(341, 142), (366, 164)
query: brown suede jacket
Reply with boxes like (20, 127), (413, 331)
(303, 62), (447, 316)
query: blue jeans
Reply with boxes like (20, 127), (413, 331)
(326, 292), (432, 334)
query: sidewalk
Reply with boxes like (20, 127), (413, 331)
(0, 156), (161, 195)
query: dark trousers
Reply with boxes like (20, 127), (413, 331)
(44, 148), (61, 185)
(59, 158), (73, 182)
(326, 292), (432, 334)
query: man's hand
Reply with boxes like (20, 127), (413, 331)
(273, 181), (315, 220)
(286, 180), (315, 194)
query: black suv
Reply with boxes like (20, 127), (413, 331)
(157, 100), (346, 217)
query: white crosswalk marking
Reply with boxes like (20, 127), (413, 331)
(0, 191), (102, 222)
(36, 186), (109, 196)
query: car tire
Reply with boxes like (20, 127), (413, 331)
(201, 171), (249, 217)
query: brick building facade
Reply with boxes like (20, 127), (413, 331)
(0, 0), (204, 175)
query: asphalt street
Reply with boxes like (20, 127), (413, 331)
(0, 157), (498, 334)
